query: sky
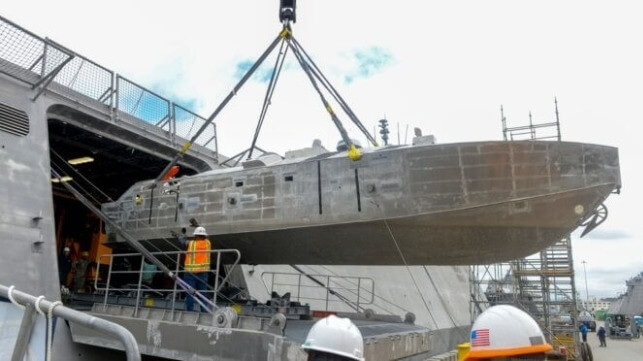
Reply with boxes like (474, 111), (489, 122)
(3, 0), (642, 298)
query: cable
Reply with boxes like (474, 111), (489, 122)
(50, 167), (219, 313)
(48, 163), (245, 306)
(314, 265), (410, 316)
(248, 38), (289, 159)
(384, 219), (464, 352)
(423, 266), (469, 340)
(51, 148), (113, 202)
(290, 38), (376, 146)
(50, 161), (105, 206)
(383, 220), (439, 328)
(154, 31), (285, 183)
(286, 37), (354, 149)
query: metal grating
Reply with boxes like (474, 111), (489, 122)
(0, 102), (29, 136)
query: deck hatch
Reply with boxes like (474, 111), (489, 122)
(0, 102), (29, 136)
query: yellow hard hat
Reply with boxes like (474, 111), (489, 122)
(81, 251), (89, 257)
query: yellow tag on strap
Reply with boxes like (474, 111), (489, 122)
(347, 144), (362, 161)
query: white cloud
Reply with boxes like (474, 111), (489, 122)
(4, 0), (642, 297)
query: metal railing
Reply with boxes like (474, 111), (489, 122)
(0, 284), (140, 361)
(0, 15), (218, 157)
(95, 249), (241, 316)
(261, 271), (375, 311)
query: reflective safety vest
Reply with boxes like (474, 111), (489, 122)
(184, 239), (211, 273)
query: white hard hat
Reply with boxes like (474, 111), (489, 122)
(302, 315), (364, 361)
(465, 305), (552, 360)
(193, 226), (207, 236)
(63, 247), (70, 253)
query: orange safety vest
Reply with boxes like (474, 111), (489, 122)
(184, 239), (211, 273)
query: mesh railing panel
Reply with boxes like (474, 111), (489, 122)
(0, 15), (217, 156)
(174, 104), (216, 149)
(0, 16), (71, 83)
(117, 76), (171, 124)
(42, 43), (72, 77)
(53, 56), (114, 103)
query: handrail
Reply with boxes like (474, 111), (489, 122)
(0, 15), (218, 156)
(261, 271), (375, 311)
(0, 284), (141, 361)
(95, 249), (242, 315)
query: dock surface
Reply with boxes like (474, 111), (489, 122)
(586, 322), (643, 360)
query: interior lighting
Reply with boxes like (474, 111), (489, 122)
(51, 176), (73, 183)
(67, 156), (94, 165)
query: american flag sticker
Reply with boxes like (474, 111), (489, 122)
(471, 329), (490, 347)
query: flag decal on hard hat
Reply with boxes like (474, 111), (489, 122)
(471, 329), (490, 347)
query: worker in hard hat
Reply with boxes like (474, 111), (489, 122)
(183, 226), (212, 312)
(464, 305), (553, 360)
(58, 246), (72, 286)
(301, 315), (365, 361)
(72, 251), (92, 293)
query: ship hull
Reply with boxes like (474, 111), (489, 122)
(143, 184), (612, 265)
(104, 140), (621, 265)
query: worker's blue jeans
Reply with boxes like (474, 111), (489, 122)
(183, 272), (209, 312)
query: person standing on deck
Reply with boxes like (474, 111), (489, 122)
(597, 326), (607, 347)
(58, 246), (72, 286)
(72, 251), (92, 292)
(580, 323), (588, 342)
(182, 226), (211, 312)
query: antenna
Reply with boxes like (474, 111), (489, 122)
(501, 105), (507, 141)
(397, 122), (400, 145)
(378, 118), (390, 145)
(554, 97), (561, 141)
(528, 111), (535, 139)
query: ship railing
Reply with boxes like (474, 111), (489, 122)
(0, 15), (218, 158)
(94, 249), (241, 316)
(0, 284), (141, 361)
(261, 271), (375, 312)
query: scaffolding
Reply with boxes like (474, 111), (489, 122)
(501, 98), (561, 141)
(471, 98), (582, 359)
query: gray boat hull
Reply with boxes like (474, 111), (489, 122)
(105, 140), (620, 265)
(141, 184), (612, 264)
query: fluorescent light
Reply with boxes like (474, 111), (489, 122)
(51, 176), (73, 183)
(68, 156), (94, 165)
